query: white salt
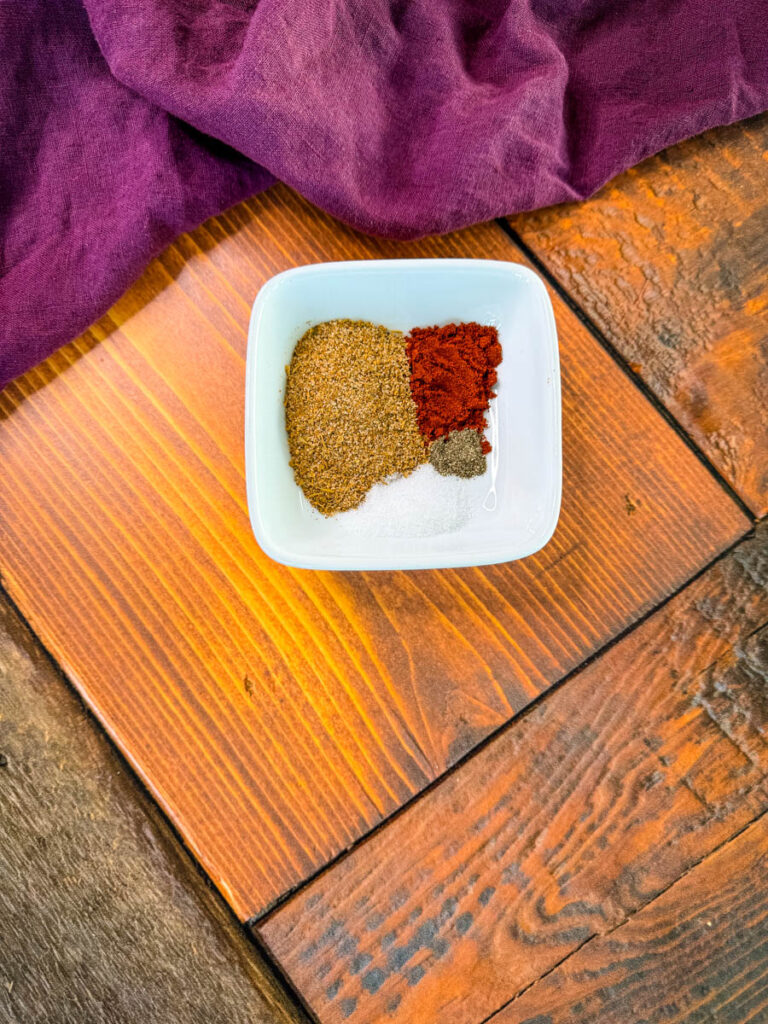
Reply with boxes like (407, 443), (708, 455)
(335, 463), (472, 538)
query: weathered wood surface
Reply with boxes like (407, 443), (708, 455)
(261, 524), (768, 1024)
(0, 184), (747, 919)
(511, 113), (768, 515)
(497, 810), (768, 1024)
(0, 592), (303, 1024)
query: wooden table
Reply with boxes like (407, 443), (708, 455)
(1, 113), (766, 1023)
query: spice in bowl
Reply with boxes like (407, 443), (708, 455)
(284, 318), (502, 522)
(284, 319), (426, 516)
(406, 321), (501, 449)
(429, 428), (487, 478)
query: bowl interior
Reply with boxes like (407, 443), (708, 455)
(246, 260), (561, 570)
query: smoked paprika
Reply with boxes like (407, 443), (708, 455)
(405, 322), (502, 447)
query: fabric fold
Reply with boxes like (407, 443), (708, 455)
(2, 0), (767, 389)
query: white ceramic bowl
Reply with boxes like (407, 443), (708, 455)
(245, 259), (561, 570)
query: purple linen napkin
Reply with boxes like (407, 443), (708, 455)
(2, 0), (767, 389)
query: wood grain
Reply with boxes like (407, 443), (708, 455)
(0, 184), (748, 919)
(495, 810), (768, 1024)
(261, 524), (768, 1024)
(511, 113), (768, 515)
(0, 591), (303, 1024)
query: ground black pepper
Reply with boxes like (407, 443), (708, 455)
(429, 429), (487, 478)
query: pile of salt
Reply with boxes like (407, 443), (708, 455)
(335, 463), (472, 538)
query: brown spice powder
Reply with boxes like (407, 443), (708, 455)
(284, 319), (427, 516)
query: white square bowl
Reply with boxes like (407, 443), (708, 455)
(245, 259), (561, 571)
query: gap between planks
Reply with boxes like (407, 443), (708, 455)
(496, 219), (757, 524)
(260, 522), (768, 1024)
(251, 523), (755, 928)
(476, 803), (768, 1024)
(0, 178), (753, 921)
(0, 571), (310, 1024)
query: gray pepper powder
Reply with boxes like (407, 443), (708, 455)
(429, 429), (487, 478)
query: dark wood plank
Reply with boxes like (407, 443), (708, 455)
(0, 184), (747, 919)
(495, 809), (768, 1024)
(261, 524), (768, 1024)
(0, 591), (303, 1024)
(511, 113), (768, 515)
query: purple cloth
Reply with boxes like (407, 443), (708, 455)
(2, 0), (767, 390)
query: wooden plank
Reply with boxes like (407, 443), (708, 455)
(261, 524), (768, 1024)
(493, 810), (768, 1024)
(0, 184), (748, 920)
(0, 592), (303, 1024)
(510, 113), (768, 515)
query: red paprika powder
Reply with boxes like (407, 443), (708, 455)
(405, 322), (502, 450)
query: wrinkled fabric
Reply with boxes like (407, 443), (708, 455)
(2, 0), (767, 389)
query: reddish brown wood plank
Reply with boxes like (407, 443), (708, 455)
(261, 524), (768, 1024)
(495, 810), (768, 1024)
(0, 185), (747, 920)
(510, 113), (768, 515)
